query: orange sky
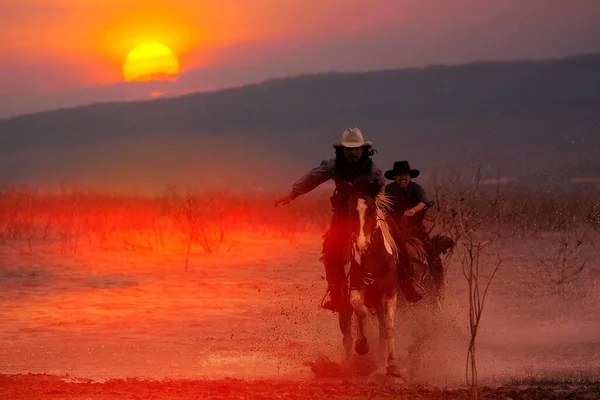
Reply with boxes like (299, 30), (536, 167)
(1, 1), (600, 114)
(1, 1), (399, 89)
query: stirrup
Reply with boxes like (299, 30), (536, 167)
(322, 299), (343, 312)
(321, 286), (346, 312)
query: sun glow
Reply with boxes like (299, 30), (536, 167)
(123, 42), (180, 82)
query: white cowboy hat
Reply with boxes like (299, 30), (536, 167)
(332, 127), (374, 149)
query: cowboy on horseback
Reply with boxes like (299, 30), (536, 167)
(274, 127), (391, 311)
(384, 161), (455, 294)
(384, 161), (429, 243)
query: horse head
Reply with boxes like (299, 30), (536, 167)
(346, 192), (378, 264)
(346, 191), (398, 288)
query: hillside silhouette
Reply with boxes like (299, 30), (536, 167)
(1, 54), (599, 193)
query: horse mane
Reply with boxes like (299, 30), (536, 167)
(374, 192), (399, 261)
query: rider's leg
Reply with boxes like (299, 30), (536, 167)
(321, 218), (349, 311)
(419, 227), (445, 283)
(384, 214), (413, 281)
(385, 213), (426, 302)
(421, 230), (445, 310)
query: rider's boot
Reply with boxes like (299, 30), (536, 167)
(321, 253), (347, 312)
(322, 283), (346, 312)
(430, 235), (455, 258)
(321, 222), (349, 312)
(425, 235), (454, 311)
(322, 258), (347, 311)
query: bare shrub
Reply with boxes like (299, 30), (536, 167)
(166, 189), (232, 270)
(500, 193), (598, 236)
(434, 164), (503, 399)
(0, 187), (56, 251)
(168, 190), (205, 271)
(0, 186), (330, 256)
(537, 229), (588, 288)
(194, 194), (229, 254)
(459, 239), (501, 399)
(431, 168), (598, 238)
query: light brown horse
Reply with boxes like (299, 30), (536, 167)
(337, 191), (407, 378)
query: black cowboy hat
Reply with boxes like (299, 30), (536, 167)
(384, 161), (420, 180)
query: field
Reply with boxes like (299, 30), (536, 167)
(0, 187), (599, 399)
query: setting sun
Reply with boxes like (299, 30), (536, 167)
(123, 42), (180, 82)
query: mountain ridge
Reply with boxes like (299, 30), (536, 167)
(1, 53), (599, 193)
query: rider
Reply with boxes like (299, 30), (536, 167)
(383, 161), (430, 244)
(274, 127), (388, 312)
(384, 160), (452, 287)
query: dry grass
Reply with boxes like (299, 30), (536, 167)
(429, 186), (598, 238)
(0, 186), (331, 257)
(507, 370), (599, 386)
(0, 185), (596, 256)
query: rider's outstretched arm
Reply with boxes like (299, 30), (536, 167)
(275, 159), (334, 206)
(290, 159), (335, 199)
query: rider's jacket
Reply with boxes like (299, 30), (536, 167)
(291, 157), (384, 214)
(385, 181), (429, 231)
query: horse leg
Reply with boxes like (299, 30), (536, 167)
(338, 309), (353, 361)
(381, 292), (406, 379)
(349, 289), (369, 355)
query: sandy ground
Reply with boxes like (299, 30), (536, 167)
(1, 231), (599, 399)
(2, 373), (600, 399)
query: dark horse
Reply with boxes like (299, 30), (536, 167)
(335, 191), (411, 378)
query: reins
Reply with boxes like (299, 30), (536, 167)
(320, 191), (395, 309)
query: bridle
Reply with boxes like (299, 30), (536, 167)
(349, 193), (381, 287)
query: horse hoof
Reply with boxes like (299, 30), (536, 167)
(386, 364), (407, 380)
(355, 338), (369, 355)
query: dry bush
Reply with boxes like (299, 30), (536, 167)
(0, 181), (595, 269)
(459, 238), (501, 400)
(165, 189), (233, 269)
(431, 165), (502, 399)
(537, 228), (589, 288)
(497, 193), (598, 235)
(430, 168), (502, 242)
(430, 169), (598, 238)
(0, 186), (331, 258)
(428, 164), (597, 398)
(0, 187), (58, 251)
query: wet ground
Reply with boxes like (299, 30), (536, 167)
(1, 232), (599, 398)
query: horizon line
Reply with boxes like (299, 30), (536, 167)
(1, 51), (599, 122)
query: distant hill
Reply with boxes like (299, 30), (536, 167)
(1, 54), (599, 193)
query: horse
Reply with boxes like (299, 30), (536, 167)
(393, 203), (456, 310)
(335, 191), (407, 378)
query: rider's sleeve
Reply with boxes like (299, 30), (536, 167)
(414, 183), (430, 205)
(290, 158), (335, 198)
